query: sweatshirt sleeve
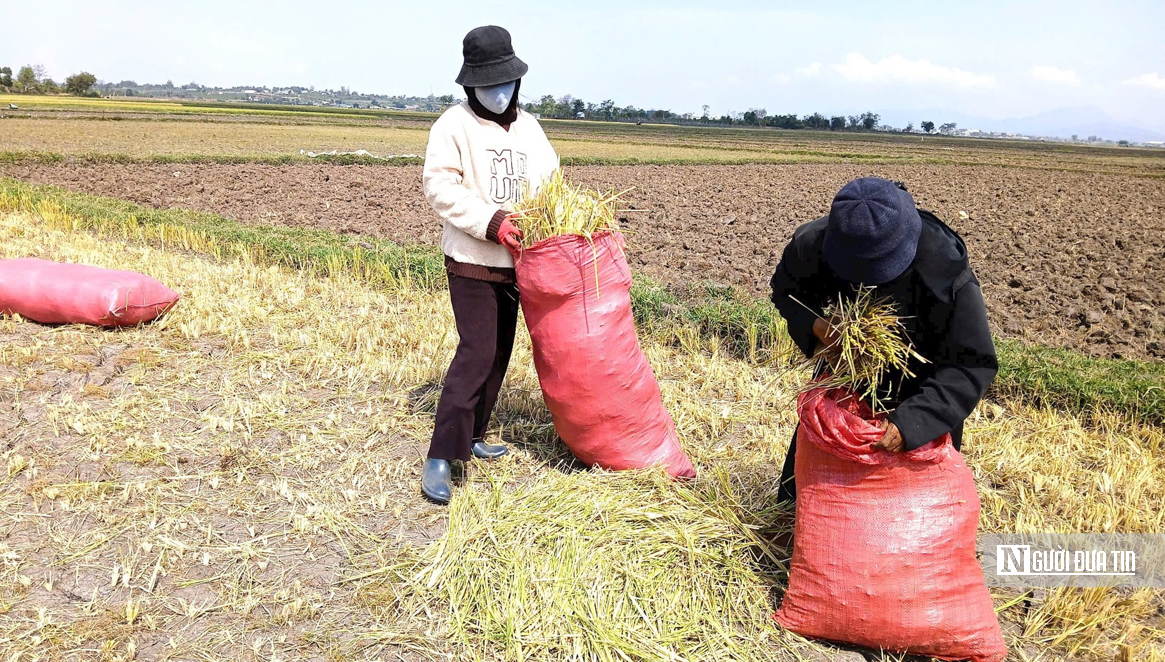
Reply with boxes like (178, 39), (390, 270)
(770, 235), (824, 359)
(888, 281), (998, 450)
(422, 118), (499, 241)
(530, 116), (560, 183)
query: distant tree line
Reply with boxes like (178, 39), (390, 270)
(521, 95), (963, 134)
(0, 66), (459, 112)
(0, 63), (98, 96)
(523, 95), (683, 123)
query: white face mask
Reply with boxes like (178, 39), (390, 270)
(475, 81), (516, 114)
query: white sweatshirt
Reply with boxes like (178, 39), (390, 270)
(422, 102), (559, 269)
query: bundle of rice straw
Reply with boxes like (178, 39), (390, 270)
(808, 287), (927, 413)
(387, 468), (796, 661)
(511, 170), (627, 248)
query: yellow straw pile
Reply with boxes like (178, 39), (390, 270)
(511, 170), (626, 248)
(390, 468), (794, 661)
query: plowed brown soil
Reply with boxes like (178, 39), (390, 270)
(3, 161), (1163, 360)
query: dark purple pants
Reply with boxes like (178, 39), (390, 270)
(427, 273), (520, 462)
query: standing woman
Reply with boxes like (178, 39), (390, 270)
(421, 25), (559, 503)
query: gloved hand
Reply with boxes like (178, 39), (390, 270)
(496, 215), (524, 253)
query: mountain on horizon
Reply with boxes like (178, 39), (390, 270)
(992, 106), (1165, 143)
(877, 106), (1165, 143)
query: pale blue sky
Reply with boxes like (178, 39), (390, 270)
(5, 1), (1164, 130)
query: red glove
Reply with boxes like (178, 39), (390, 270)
(496, 216), (524, 252)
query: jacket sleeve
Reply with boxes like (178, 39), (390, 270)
(770, 236), (823, 360)
(888, 281), (998, 449)
(422, 120), (499, 241)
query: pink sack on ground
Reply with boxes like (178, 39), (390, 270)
(0, 258), (180, 327)
(773, 387), (1007, 662)
(515, 232), (696, 478)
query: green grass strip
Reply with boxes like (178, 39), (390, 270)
(0, 149), (891, 168)
(0, 151), (66, 165)
(2, 178), (1161, 425)
(993, 339), (1165, 423)
(0, 150), (423, 167)
(0, 178), (444, 289)
(4, 149), (1158, 176)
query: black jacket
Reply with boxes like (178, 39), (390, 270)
(770, 210), (998, 450)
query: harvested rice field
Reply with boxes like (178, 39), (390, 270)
(0, 197), (1162, 661)
(2, 102), (1165, 661)
(3, 160), (1163, 360)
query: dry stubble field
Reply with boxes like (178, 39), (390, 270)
(0, 204), (1162, 661)
(2, 160), (1163, 360)
(2, 102), (1164, 661)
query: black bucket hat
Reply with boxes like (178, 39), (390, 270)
(455, 26), (528, 87)
(823, 177), (922, 285)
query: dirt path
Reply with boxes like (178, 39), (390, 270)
(4, 161), (1163, 360)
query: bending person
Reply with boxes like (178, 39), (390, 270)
(770, 177), (998, 503)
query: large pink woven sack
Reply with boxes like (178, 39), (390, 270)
(773, 387), (1006, 662)
(515, 232), (695, 478)
(0, 258), (180, 327)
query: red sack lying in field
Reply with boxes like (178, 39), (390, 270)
(0, 258), (180, 327)
(515, 232), (695, 478)
(773, 387), (1006, 662)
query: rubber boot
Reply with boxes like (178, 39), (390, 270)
(421, 458), (451, 504)
(471, 440), (509, 460)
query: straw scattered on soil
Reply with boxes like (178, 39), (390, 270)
(0, 207), (1161, 661)
(373, 468), (798, 662)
